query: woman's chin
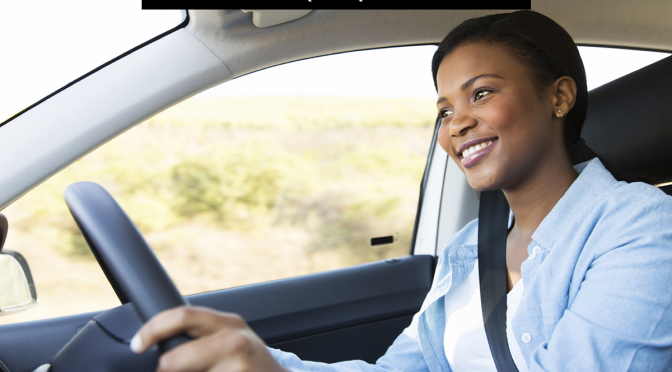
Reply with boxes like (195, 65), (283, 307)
(465, 176), (502, 192)
(469, 185), (499, 192)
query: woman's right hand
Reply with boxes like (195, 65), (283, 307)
(130, 305), (290, 372)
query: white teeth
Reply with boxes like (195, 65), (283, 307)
(462, 140), (494, 157)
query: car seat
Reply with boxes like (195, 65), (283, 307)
(581, 53), (672, 195)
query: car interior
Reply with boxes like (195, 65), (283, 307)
(0, 7), (671, 372)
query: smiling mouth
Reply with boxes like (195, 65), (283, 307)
(458, 138), (498, 168)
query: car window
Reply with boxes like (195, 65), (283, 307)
(0, 1), (183, 124)
(578, 46), (669, 90)
(0, 45), (439, 325)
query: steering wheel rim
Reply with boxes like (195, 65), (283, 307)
(64, 181), (191, 352)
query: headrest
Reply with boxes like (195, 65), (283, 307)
(582, 53), (672, 185)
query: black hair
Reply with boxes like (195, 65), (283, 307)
(431, 10), (587, 162)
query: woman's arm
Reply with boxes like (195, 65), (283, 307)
(527, 205), (672, 371)
(131, 306), (431, 372)
(130, 306), (288, 372)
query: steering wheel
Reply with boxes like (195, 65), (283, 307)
(42, 182), (191, 371)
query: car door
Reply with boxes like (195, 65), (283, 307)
(0, 43), (448, 372)
(0, 128), (441, 371)
(0, 251), (437, 372)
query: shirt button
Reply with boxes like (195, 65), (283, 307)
(521, 333), (532, 343)
(532, 246), (541, 254)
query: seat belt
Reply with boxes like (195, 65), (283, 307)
(478, 189), (519, 372)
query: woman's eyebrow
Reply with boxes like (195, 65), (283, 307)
(437, 74), (505, 106)
(460, 74), (504, 91)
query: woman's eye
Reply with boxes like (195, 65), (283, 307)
(475, 90), (492, 101)
(440, 109), (453, 119)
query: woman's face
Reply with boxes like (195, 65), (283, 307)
(436, 42), (563, 191)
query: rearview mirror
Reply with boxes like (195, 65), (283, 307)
(0, 250), (38, 315)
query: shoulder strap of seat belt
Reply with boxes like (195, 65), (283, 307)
(478, 189), (519, 372)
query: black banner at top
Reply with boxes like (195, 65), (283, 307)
(142, 0), (531, 10)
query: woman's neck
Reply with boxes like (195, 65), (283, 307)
(503, 154), (579, 238)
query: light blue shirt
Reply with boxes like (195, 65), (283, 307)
(270, 158), (672, 371)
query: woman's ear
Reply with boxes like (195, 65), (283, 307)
(551, 76), (577, 118)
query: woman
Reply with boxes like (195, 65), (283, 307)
(129, 10), (672, 371)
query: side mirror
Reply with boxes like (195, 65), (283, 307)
(0, 250), (38, 315)
(0, 213), (38, 315)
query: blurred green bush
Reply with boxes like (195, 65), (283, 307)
(5, 96), (435, 265)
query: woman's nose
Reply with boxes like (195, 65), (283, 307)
(449, 110), (478, 137)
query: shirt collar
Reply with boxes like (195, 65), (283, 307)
(530, 158), (618, 250)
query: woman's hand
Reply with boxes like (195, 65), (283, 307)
(130, 305), (289, 372)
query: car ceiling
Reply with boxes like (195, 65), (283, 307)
(187, 2), (672, 80)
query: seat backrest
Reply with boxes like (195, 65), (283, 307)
(582, 53), (672, 195)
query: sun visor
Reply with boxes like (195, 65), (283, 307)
(241, 10), (312, 28)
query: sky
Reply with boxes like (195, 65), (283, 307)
(1, 2), (670, 122)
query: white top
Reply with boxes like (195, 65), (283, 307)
(443, 262), (528, 372)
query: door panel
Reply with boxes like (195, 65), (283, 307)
(0, 255), (434, 372)
(271, 315), (414, 364)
